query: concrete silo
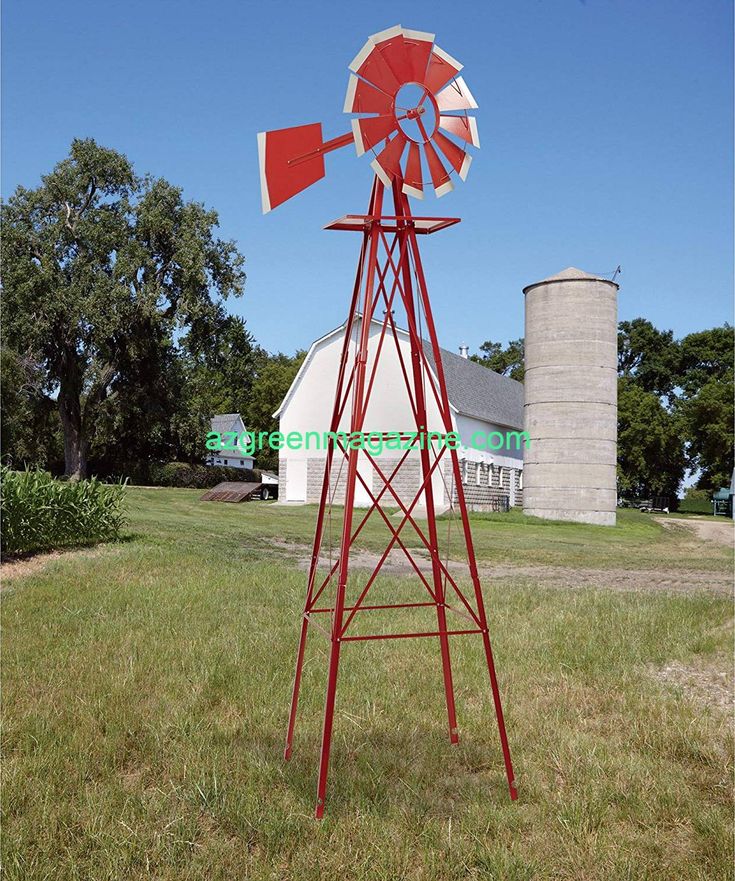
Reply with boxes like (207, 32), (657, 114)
(522, 267), (618, 526)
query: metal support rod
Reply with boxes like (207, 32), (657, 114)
(310, 601), (437, 614)
(338, 446), (448, 634)
(314, 181), (385, 819)
(307, 446), (414, 611)
(342, 628), (482, 642)
(402, 194), (518, 801)
(283, 179), (377, 763)
(288, 131), (355, 166)
(393, 178), (459, 746)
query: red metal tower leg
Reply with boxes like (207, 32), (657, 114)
(314, 187), (384, 819)
(403, 216), (518, 801)
(284, 184), (378, 763)
(284, 615), (309, 762)
(392, 181), (459, 745)
(283, 262), (362, 763)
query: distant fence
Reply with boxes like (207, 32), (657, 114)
(465, 495), (510, 514)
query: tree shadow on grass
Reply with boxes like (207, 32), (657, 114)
(0, 534), (135, 570)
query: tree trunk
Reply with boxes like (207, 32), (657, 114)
(58, 355), (88, 480)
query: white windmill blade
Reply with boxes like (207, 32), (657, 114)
(435, 76), (478, 112)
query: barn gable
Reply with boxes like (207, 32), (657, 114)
(275, 318), (523, 429)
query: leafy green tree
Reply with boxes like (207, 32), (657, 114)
(0, 348), (61, 468)
(679, 377), (733, 489)
(245, 351), (306, 471)
(675, 325), (734, 488)
(2, 139), (245, 478)
(88, 332), (185, 475)
(471, 338), (525, 381)
(675, 325), (733, 396)
(617, 319), (734, 495)
(174, 316), (266, 462)
(617, 378), (687, 499)
(617, 318), (678, 400)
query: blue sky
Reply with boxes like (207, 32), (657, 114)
(3, 0), (732, 356)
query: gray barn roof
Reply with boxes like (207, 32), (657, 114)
(422, 343), (524, 429)
(210, 413), (245, 436)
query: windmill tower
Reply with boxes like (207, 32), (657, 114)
(258, 25), (516, 818)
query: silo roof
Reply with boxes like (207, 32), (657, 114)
(523, 266), (619, 294)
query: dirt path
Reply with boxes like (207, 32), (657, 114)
(268, 540), (732, 596)
(0, 545), (113, 586)
(656, 517), (734, 548)
(651, 655), (734, 713)
(480, 562), (731, 595)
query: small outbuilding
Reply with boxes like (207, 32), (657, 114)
(205, 413), (255, 470)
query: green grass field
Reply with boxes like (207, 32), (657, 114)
(2, 488), (733, 880)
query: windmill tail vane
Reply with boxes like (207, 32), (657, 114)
(258, 25), (516, 819)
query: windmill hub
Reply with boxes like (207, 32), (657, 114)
(394, 82), (438, 144)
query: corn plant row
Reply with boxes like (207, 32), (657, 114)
(0, 467), (127, 557)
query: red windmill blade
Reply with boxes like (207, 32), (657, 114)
(257, 24), (480, 213)
(439, 114), (480, 148)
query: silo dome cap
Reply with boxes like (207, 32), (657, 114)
(523, 266), (619, 294)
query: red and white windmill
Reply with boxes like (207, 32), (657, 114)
(258, 25), (516, 818)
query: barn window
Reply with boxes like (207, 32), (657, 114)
(487, 464), (493, 487)
(475, 462), (482, 485)
(240, 460), (245, 465)
(461, 459), (468, 484)
(497, 466), (503, 487)
(519, 469), (523, 490)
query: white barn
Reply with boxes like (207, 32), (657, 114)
(274, 318), (524, 511)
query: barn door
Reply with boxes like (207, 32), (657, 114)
(287, 458), (307, 502)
